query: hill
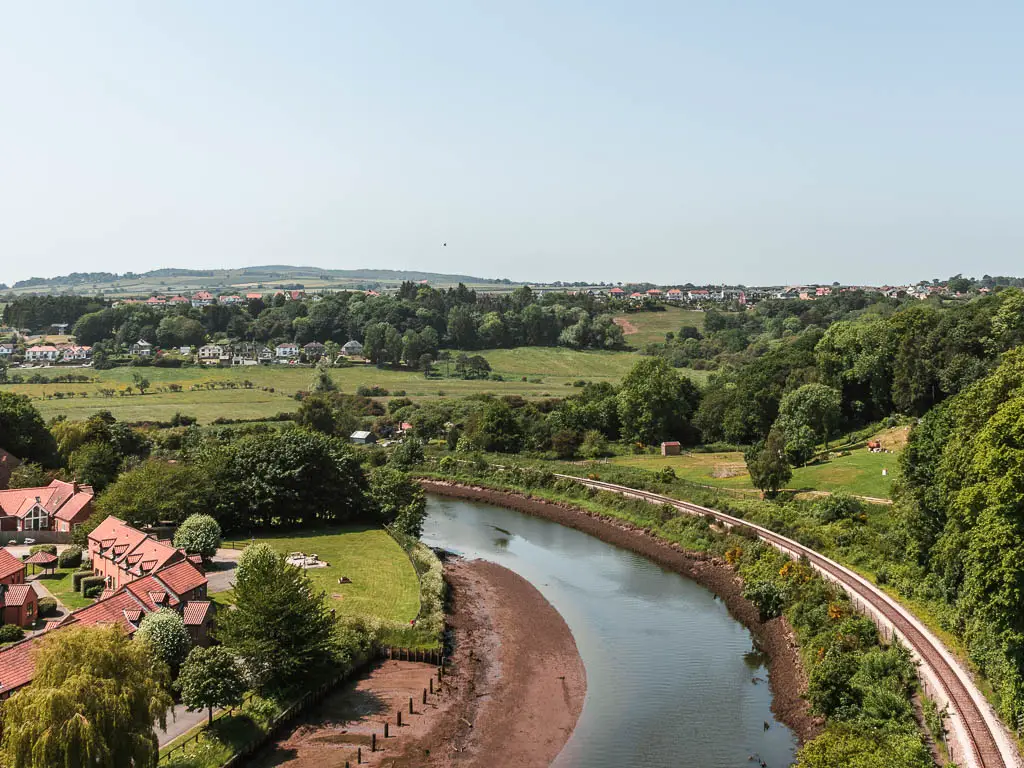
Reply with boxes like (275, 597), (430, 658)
(5, 265), (519, 296)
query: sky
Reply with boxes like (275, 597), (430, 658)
(1, 1), (1022, 286)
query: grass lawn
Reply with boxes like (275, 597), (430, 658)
(10, 346), (700, 422)
(614, 306), (709, 346)
(217, 526), (420, 624)
(610, 447), (899, 499)
(34, 567), (93, 610)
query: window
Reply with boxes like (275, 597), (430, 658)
(23, 506), (49, 532)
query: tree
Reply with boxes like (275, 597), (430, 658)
(176, 646), (248, 725)
(616, 358), (700, 445)
(795, 726), (932, 768)
(173, 514), (222, 559)
(473, 400), (524, 453)
(7, 462), (56, 489)
(776, 383), (843, 450)
(135, 608), (192, 670)
(131, 372), (150, 395)
(389, 437), (424, 470)
(0, 393), (59, 466)
(156, 315), (206, 348)
(369, 466), (428, 538)
(216, 544), (337, 690)
(744, 428), (792, 498)
(0, 625), (172, 768)
(309, 362), (337, 393)
(96, 459), (214, 526)
(67, 442), (121, 492)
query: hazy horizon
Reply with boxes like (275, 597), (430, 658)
(3, 2), (1022, 286)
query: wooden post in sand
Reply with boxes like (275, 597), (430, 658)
(397, 710), (403, 727)
(423, 688), (427, 705)
(384, 722), (389, 738)
(430, 678), (434, 694)
(357, 747), (362, 764)
(371, 733), (376, 752)
(409, 697), (414, 715)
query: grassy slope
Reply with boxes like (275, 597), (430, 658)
(611, 447), (898, 499)
(10, 346), (709, 422)
(216, 527), (420, 624)
(614, 306), (707, 346)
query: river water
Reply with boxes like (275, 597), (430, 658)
(422, 495), (798, 768)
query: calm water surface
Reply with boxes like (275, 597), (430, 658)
(423, 495), (797, 768)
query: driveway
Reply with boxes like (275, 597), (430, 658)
(205, 548), (242, 594)
(158, 703), (217, 747)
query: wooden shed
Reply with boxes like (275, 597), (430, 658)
(661, 441), (682, 456)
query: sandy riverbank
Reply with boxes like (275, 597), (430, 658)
(421, 479), (822, 744)
(250, 558), (586, 768)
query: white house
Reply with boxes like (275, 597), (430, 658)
(341, 340), (364, 357)
(25, 346), (59, 362)
(275, 343), (299, 358)
(191, 291), (214, 308)
(60, 345), (92, 361)
(198, 344), (225, 363)
(130, 340), (153, 357)
(0, 344), (14, 358)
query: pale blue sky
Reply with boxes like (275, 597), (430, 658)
(1, 2), (1021, 286)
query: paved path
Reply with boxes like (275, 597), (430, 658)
(158, 703), (215, 747)
(205, 548), (241, 594)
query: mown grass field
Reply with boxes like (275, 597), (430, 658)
(8, 346), (708, 422)
(610, 446), (899, 499)
(35, 567), (93, 610)
(214, 527), (420, 624)
(614, 306), (707, 346)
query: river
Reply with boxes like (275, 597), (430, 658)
(422, 495), (798, 768)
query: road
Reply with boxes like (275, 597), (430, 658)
(559, 474), (1021, 768)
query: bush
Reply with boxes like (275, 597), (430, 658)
(57, 545), (83, 569)
(815, 492), (864, 523)
(742, 579), (785, 621)
(71, 570), (93, 591)
(29, 544), (57, 556)
(37, 597), (57, 617)
(0, 625), (24, 643)
(356, 385), (389, 397)
(80, 575), (105, 596)
(172, 514), (222, 559)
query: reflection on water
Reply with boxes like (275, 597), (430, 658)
(423, 495), (798, 768)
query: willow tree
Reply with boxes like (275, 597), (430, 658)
(0, 626), (173, 768)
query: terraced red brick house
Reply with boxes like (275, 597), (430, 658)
(0, 480), (94, 532)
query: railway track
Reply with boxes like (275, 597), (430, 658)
(557, 474), (1019, 768)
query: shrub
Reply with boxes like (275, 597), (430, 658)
(742, 579), (785, 621)
(815, 492), (864, 523)
(29, 544), (57, 556)
(57, 545), (83, 569)
(71, 570), (93, 591)
(37, 597), (57, 617)
(136, 608), (192, 668)
(0, 625), (24, 643)
(80, 575), (105, 596)
(172, 514), (222, 559)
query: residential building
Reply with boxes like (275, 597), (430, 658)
(191, 291), (215, 308)
(245, 292), (263, 300)
(168, 295), (190, 306)
(218, 295), (242, 305)
(0, 558), (212, 698)
(0, 344), (14, 358)
(198, 344), (226, 363)
(341, 340), (363, 357)
(25, 345), (59, 362)
(130, 339), (153, 357)
(666, 289), (683, 301)
(276, 342), (299, 358)
(0, 548), (33, 629)
(687, 289), (710, 301)
(350, 430), (377, 445)
(145, 296), (166, 306)
(87, 516), (186, 590)
(60, 345), (92, 362)
(0, 480), (95, 532)
(303, 341), (326, 360)
(608, 287), (625, 297)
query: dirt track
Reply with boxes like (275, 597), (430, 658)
(251, 559), (586, 768)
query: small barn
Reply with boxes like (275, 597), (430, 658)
(661, 441), (682, 456)
(350, 430), (377, 445)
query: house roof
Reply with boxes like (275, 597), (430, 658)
(88, 516), (182, 576)
(0, 637), (43, 694)
(661, 441), (682, 447)
(351, 430), (373, 439)
(0, 481), (93, 523)
(0, 550), (24, 582)
(152, 559), (206, 595)
(182, 601), (212, 626)
(24, 551), (57, 566)
(0, 584), (35, 607)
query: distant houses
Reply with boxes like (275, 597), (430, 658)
(0, 480), (95, 533)
(130, 339), (153, 357)
(350, 430), (377, 445)
(276, 342), (299, 359)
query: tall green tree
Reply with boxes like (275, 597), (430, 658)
(0, 393), (58, 466)
(216, 544), (337, 690)
(370, 466), (428, 538)
(96, 459), (214, 526)
(744, 428), (792, 498)
(616, 358), (700, 445)
(0, 626), (172, 768)
(173, 513), (222, 559)
(176, 646), (248, 725)
(776, 383), (843, 451)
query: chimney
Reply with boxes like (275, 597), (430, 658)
(34, 497), (40, 504)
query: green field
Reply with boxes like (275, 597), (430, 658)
(215, 527), (420, 624)
(614, 306), (707, 346)
(7, 346), (711, 422)
(610, 447), (899, 500)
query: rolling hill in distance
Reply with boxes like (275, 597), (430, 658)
(3, 265), (522, 296)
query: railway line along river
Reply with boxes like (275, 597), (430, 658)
(422, 494), (799, 768)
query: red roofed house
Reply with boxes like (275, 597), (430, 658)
(0, 480), (95, 532)
(609, 287), (625, 296)
(661, 441), (682, 456)
(0, 549), (35, 628)
(0, 557), (212, 698)
(87, 516), (186, 590)
(666, 289), (683, 301)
